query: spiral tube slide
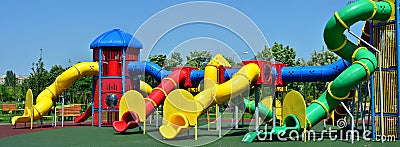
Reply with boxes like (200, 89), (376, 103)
(242, 0), (393, 142)
(159, 63), (260, 139)
(306, 0), (392, 128)
(12, 62), (99, 126)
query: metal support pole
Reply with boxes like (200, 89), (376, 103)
(218, 104), (222, 138)
(348, 29), (384, 142)
(254, 85), (260, 132)
(341, 101), (354, 144)
(156, 107), (159, 129)
(356, 84), (362, 129)
(235, 97), (239, 129)
(272, 93), (277, 128)
(91, 77), (95, 127)
(98, 47), (103, 127)
(396, 0), (400, 139)
(366, 81), (372, 130)
(62, 91), (65, 127)
(361, 82), (367, 132)
(54, 101), (57, 127)
(241, 113), (244, 128)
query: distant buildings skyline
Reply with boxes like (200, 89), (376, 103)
(0, 75), (29, 85)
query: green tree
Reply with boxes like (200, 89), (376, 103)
(67, 76), (92, 104)
(27, 49), (50, 100)
(186, 50), (212, 69)
(222, 55), (239, 67)
(271, 42), (296, 66)
(4, 70), (16, 87)
(49, 65), (65, 82)
(0, 84), (14, 102)
(256, 45), (274, 61)
(0, 85), (6, 102)
(148, 52), (183, 70)
(146, 53), (184, 87)
(148, 54), (167, 67)
(165, 52), (183, 70)
(307, 46), (338, 66)
(3, 70), (17, 101)
(256, 43), (296, 66)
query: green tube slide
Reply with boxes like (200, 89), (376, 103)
(243, 98), (273, 121)
(242, 0), (393, 142)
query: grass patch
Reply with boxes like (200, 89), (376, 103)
(0, 123), (397, 147)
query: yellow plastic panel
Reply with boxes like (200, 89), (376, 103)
(25, 89), (33, 109)
(163, 89), (203, 126)
(282, 90), (306, 129)
(260, 97), (282, 120)
(206, 54), (232, 68)
(120, 90), (145, 122)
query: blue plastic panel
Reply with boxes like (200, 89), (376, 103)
(281, 58), (351, 83)
(90, 29), (143, 49)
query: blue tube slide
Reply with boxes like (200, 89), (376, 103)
(128, 61), (239, 86)
(128, 62), (172, 82)
(280, 58), (351, 83)
(128, 58), (351, 86)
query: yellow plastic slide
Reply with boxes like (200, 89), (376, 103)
(12, 62), (99, 126)
(159, 63), (260, 139)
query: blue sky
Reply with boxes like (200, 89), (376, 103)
(1, 0), (363, 75)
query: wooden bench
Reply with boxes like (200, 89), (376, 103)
(1, 104), (17, 114)
(57, 105), (82, 121)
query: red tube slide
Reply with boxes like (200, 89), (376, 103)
(74, 106), (92, 123)
(113, 67), (194, 133)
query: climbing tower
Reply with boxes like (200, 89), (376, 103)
(370, 0), (399, 139)
(90, 29), (142, 126)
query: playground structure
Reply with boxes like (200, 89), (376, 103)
(10, 0), (400, 144)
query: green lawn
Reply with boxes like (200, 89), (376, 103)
(0, 124), (398, 147)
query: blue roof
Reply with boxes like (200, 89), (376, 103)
(90, 29), (143, 49)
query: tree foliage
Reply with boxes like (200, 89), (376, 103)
(165, 52), (183, 70)
(17, 49), (93, 105)
(256, 45), (273, 61)
(186, 50), (212, 69)
(307, 47), (338, 66)
(256, 42), (296, 66)
(66, 75), (92, 104)
(48, 65), (65, 82)
(148, 54), (167, 67)
(222, 55), (239, 67)
(5, 70), (16, 87)
(26, 49), (50, 100)
(1, 70), (18, 102)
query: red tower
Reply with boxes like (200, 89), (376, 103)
(90, 29), (142, 126)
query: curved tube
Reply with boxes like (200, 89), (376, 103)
(160, 63), (260, 139)
(304, 0), (391, 127)
(244, 1), (393, 142)
(12, 62), (99, 125)
(281, 58), (351, 83)
(128, 61), (171, 82)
